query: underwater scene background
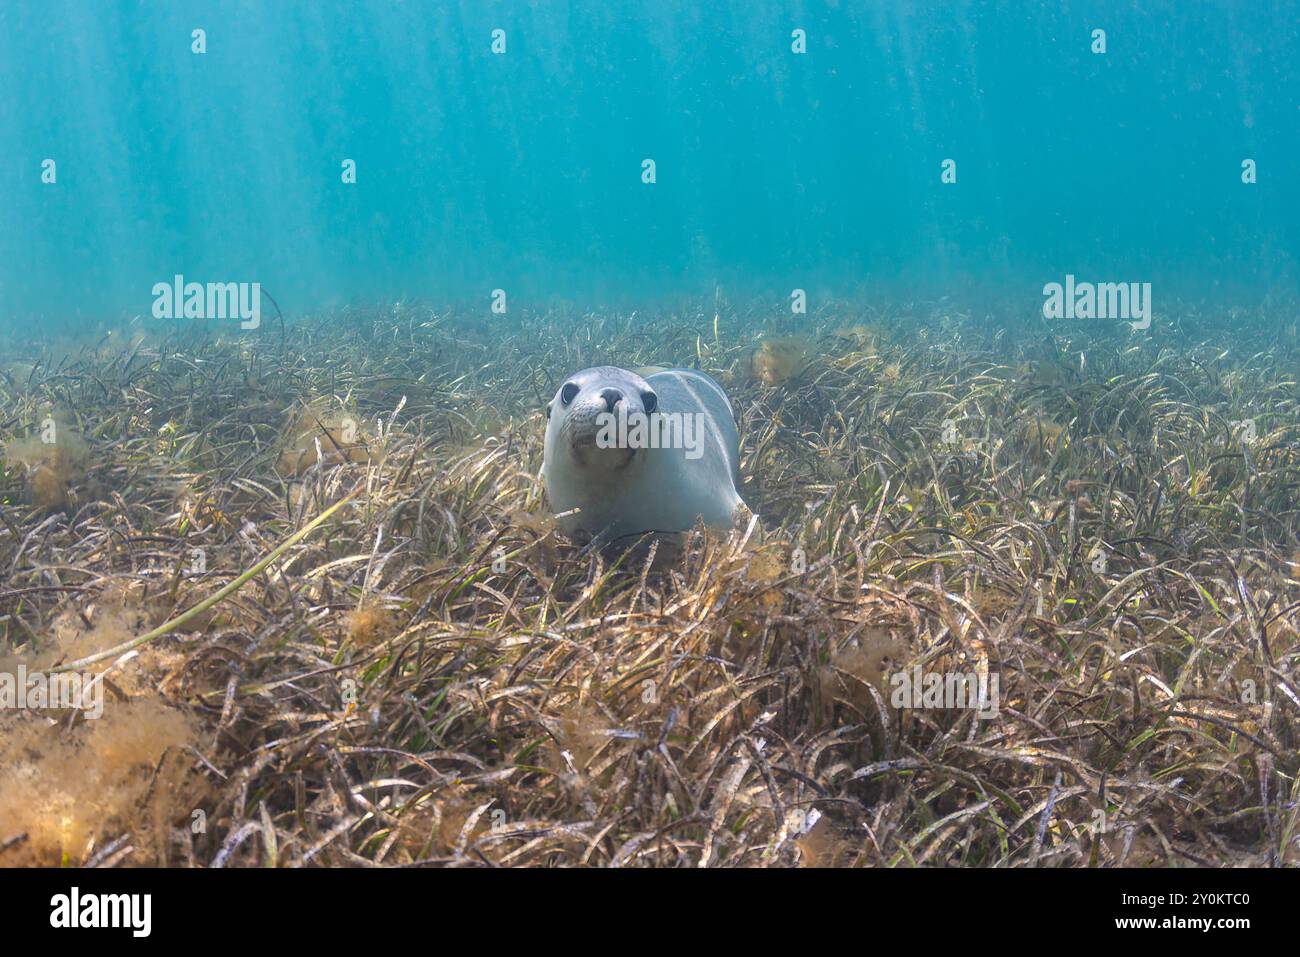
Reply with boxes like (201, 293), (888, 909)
(0, 2), (1298, 869)
(2, 0), (1298, 320)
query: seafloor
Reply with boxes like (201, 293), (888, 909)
(1, 302), (1297, 867)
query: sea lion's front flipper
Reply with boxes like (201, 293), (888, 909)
(732, 500), (757, 529)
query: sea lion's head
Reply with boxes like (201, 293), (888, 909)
(545, 366), (659, 473)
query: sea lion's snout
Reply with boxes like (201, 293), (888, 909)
(566, 390), (634, 467)
(550, 369), (650, 471)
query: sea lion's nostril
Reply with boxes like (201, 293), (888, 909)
(599, 388), (623, 412)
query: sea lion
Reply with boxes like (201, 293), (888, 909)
(542, 366), (746, 544)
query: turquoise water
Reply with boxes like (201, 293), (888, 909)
(2, 1), (1296, 327)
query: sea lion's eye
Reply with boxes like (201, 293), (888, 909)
(642, 390), (658, 413)
(560, 383), (580, 406)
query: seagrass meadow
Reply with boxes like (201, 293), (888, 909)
(1, 302), (1298, 868)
